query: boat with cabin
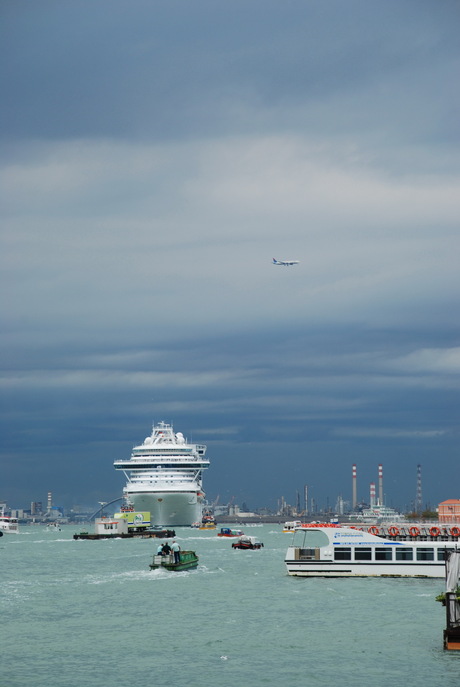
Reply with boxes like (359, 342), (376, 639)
(285, 523), (460, 578)
(232, 535), (264, 550)
(46, 522), (62, 532)
(217, 527), (244, 537)
(283, 520), (302, 533)
(0, 509), (19, 534)
(149, 550), (199, 571)
(74, 513), (175, 540)
(199, 521), (216, 530)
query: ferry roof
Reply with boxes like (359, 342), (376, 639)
(292, 523), (459, 546)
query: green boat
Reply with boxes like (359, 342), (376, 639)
(149, 551), (199, 572)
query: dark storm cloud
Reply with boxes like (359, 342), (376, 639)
(2, 322), (459, 508)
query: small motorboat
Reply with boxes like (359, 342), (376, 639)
(149, 550), (199, 572)
(232, 535), (264, 550)
(0, 511), (19, 534)
(46, 523), (61, 531)
(217, 527), (244, 537)
(199, 521), (216, 530)
(282, 520), (301, 533)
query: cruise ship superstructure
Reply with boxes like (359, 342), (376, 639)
(114, 421), (210, 527)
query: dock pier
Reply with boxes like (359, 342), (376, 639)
(443, 550), (460, 651)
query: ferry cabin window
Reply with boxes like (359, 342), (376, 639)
(395, 548), (413, 561)
(438, 548), (454, 561)
(375, 547), (392, 560)
(300, 530), (329, 548)
(334, 547), (351, 560)
(416, 548), (434, 561)
(354, 548), (372, 560)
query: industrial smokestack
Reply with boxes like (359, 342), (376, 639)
(378, 464), (383, 505)
(352, 464), (357, 510)
(47, 491), (52, 511)
(370, 482), (376, 508)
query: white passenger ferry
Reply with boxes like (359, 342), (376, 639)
(285, 524), (459, 578)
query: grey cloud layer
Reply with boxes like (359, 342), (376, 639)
(1, 1), (459, 509)
(2, 0), (458, 145)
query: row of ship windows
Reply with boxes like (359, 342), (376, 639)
(133, 451), (194, 455)
(333, 547), (451, 562)
(130, 472), (197, 475)
(129, 472), (199, 477)
(130, 479), (196, 483)
(126, 464), (205, 469)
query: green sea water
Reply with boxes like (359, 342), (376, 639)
(2, 524), (458, 687)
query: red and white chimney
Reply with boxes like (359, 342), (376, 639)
(370, 482), (376, 508)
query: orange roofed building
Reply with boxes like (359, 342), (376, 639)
(438, 499), (460, 523)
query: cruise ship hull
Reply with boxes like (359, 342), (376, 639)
(127, 491), (204, 527)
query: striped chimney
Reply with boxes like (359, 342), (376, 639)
(370, 482), (376, 508)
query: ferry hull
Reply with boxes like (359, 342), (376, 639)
(126, 491), (203, 527)
(285, 561), (445, 578)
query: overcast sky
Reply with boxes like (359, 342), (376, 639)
(1, 0), (459, 513)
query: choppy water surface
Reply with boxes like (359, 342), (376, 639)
(2, 525), (458, 686)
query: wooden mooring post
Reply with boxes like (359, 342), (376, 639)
(444, 550), (460, 651)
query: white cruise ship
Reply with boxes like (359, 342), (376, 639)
(114, 421), (210, 527)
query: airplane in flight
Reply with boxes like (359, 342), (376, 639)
(272, 258), (299, 266)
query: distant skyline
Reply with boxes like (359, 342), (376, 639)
(1, 1), (459, 511)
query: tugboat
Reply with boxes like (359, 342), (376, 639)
(199, 520), (216, 530)
(199, 510), (216, 529)
(149, 550), (199, 571)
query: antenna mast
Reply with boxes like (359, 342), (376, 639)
(416, 464), (423, 514)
